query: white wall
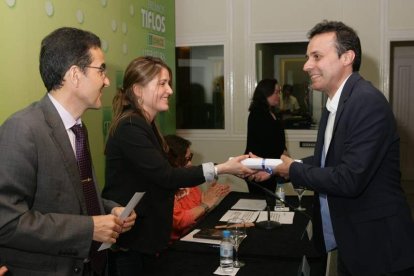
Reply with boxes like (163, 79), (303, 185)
(175, 0), (414, 192)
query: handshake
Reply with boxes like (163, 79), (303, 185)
(238, 157), (302, 174)
(226, 155), (300, 182)
(233, 156), (302, 182)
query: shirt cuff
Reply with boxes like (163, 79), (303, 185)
(202, 162), (216, 183)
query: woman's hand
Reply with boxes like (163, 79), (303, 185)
(248, 170), (272, 182)
(202, 183), (231, 207)
(216, 154), (255, 178)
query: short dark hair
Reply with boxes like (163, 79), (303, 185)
(39, 27), (101, 91)
(248, 78), (278, 112)
(308, 20), (361, 72)
(164, 134), (192, 168)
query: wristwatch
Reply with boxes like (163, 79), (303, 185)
(214, 165), (219, 181)
(200, 202), (210, 213)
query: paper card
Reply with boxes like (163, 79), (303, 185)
(231, 199), (266, 211)
(301, 220), (313, 241)
(256, 211), (295, 224)
(98, 192), (145, 251)
(219, 210), (260, 223)
(297, 255), (310, 276)
(274, 206), (290, 212)
(213, 266), (240, 275)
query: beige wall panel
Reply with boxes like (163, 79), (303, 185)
(388, 0), (414, 30)
(231, 0), (250, 134)
(250, 0), (342, 33)
(175, 0), (227, 37)
(190, 139), (247, 165)
(342, 0), (381, 88)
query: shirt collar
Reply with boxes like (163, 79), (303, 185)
(48, 93), (81, 129)
(325, 74), (351, 114)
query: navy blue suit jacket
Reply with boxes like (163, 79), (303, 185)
(290, 73), (414, 275)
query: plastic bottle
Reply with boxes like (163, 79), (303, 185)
(220, 230), (234, 273)
(275, 182), (285, 209)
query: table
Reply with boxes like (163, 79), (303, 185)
(152, 192), (326, 276)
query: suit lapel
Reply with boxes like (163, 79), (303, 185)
(39, 96), (88, 213)
(332, 73), (362, 133)
(321, 73), (362, 166)
(315, 107), (329, 166)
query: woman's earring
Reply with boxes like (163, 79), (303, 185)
(137, 97), (143, 106)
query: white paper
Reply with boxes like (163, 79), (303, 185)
(231, 199), (266, 211)
(240, 158), (302, 173)
(213, 266), (240, 275)
(305, 220), (313, 240)
(274, 206), (290, 212)
(219, 210), (260, 223)
(256, 211), (295, 224)
(98, 192), (145, 251)
(180, 229), (221, 245)
(297, 255), (310, 276)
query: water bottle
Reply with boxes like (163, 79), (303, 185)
(275, 182), (285, 209)
(220, 230), (234, 273)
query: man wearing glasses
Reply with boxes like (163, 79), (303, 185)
(0, 27), (136, 275)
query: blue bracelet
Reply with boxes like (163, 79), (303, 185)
(264, 167), (273, 175)
(261, 159), (272, 175)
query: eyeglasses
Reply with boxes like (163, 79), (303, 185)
(274, 88), (281, 95)
(85, 64), (107, 77)
(184, 152), (193, 163)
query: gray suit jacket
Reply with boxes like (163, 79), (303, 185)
(0, 95), (118, 275)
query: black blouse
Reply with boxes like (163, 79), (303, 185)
(102, 115), (204, 254)
(245, 108), (286, 158)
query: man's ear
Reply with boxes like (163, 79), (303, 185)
(66, 65), (81, 87)
(342, 50), (355, 67)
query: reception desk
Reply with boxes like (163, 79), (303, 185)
(152, 192), (326, 275)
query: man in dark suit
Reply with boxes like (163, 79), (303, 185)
(0, 27), (136, 275)
(275, 21), (414, 275)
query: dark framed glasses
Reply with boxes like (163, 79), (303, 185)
(185, 152), (193, 163)
(85, 64), (107, 77)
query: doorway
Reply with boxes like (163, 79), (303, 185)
(390, 42), (414, 216)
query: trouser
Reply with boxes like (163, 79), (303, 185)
(108, 249), (159, 276)
(337, 251), (414, 276)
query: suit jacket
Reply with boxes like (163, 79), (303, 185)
(290, 73), (414, 275)
(0, 95), (118, 276)
(102, 114), (204, 254)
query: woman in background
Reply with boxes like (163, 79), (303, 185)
(102, 56), (253, 275)
(164, 134), (230, 240)
(280, 84), (300, 113)
(245, 78), (288, 194)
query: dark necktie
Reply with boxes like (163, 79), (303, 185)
(71, 124), (106, 275)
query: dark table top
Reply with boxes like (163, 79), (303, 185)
(152, 192), (326, 276)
